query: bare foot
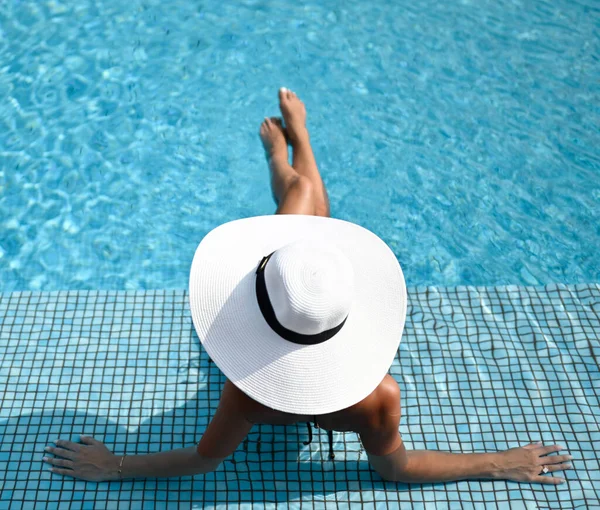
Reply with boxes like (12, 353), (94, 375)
(278, 87), (308, 145)
(259, 117), (288, 159)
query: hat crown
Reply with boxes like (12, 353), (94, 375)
(264, 240), (354, 336)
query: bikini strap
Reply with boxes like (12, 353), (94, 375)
(302, 421), (313, 445)
(302, 418), (335, 460)
(327, 430), (335, 460)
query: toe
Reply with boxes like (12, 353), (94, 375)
(279, 87), (287, 102)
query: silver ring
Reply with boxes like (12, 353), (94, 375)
(542, 466), (549, 474)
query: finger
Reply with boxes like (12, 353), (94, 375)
(79, 435), (101, 446)
(49, 467), (74, 477)
(538, 444), (565, 456)
(54, 439), (81, 452)
(533, 476), (565, 485)
(539, 454), (573, 465)
(43, 456), (74, 468)
(44, 446), (76, 460)
(522, 442), (543, 450)
(541, 462), (573, 473)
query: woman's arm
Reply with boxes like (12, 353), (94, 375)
(44, 380), (254, 481)
(363, 406), (499, 483)
(121, 380), (255, 479)
(361, 378), (572, 485)
(368, 444), (498, 483)
(367, 437), (572, 485)
(43, 437), (223, 481)
(117, 446), (223, 480)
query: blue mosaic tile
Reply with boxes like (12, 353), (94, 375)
(0, 285), (598, 508)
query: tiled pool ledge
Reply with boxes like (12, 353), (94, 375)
(0, 284), (598, 509)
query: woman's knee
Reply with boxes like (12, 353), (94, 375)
(291, 175), (314, 198)
(276, 176), (316, 215)
(294, 176), (331, 217)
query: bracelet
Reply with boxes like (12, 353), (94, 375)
(118, 455), (126, 480)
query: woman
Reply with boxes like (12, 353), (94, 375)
(43, 88), (572, 485)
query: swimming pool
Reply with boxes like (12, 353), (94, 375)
(0, 0), (598, 292)
(1, 3), (599, 509)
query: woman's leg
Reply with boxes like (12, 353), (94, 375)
(259, 117), (316, 215)
(278, 88), (330, 218)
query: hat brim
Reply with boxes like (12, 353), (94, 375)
(188, 214), (407, 415)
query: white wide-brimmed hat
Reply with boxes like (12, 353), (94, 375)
(188, 214), (407, 415)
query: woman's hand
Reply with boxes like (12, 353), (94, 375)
(496, 442), (573, 484)
(43, 435), (120, 482)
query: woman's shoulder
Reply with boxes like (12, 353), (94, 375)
(222, 379), (264, 422)
(318, 374), (401, 432)
(352, 374), (403, 456)
(222, 379), (302, 424)
(352, 374), (401, 427)
(220, 374), (401, 429)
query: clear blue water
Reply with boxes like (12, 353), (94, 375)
(0, 0), (598, 292)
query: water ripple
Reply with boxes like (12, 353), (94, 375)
(0, 0), (598, 291)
